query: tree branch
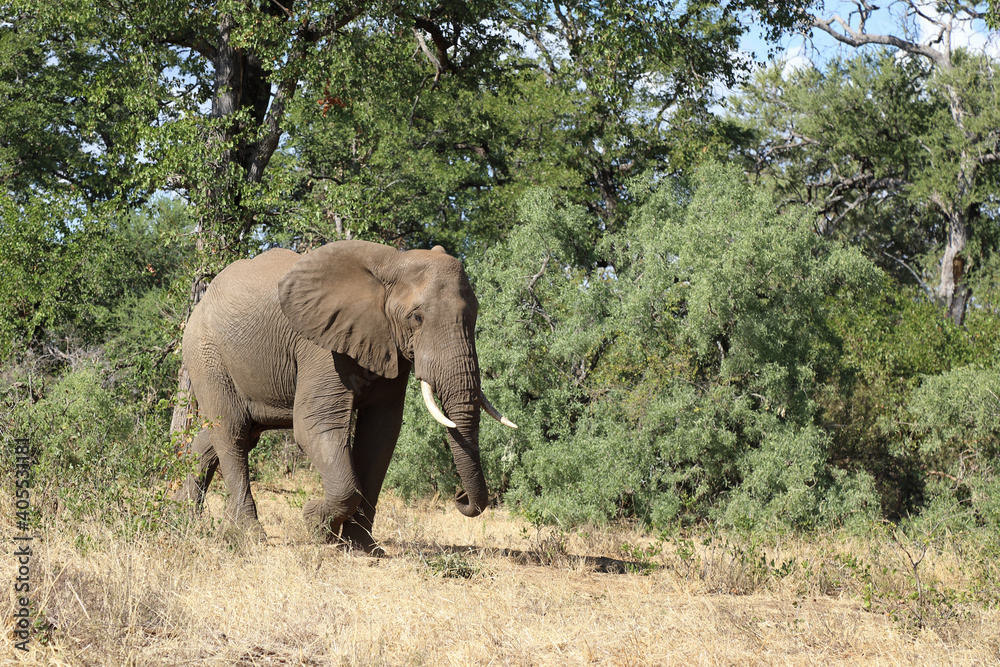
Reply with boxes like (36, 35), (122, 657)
(809, 12), (951, 70)
(412, 17), (457, 74)
(247, 76), (295, 183)
(979, 151), (1000, 165)
(412, 27), (444, 83)
(156, 31), (218, 61)
(525, 255), (556, 333)
(883, 252), (936, 301)
(301, 4), (366, 43)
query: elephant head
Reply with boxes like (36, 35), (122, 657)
(276, 240), (514, 517)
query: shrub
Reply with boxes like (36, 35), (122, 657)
(3, 360), (188, 533)
(461, 164), (883, 529)
(905, 365), (1000, 529)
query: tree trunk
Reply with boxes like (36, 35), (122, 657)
(937, 212), (970, 326)
(935, 141), (978, 327)
(170, 10), (290, 442)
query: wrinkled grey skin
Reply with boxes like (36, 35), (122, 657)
(177, 240), (488, 553)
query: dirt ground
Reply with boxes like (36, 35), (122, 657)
(4, 474), (1000, 665)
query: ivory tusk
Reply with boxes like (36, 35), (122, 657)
(421, 380), (457, 429)
(480, 390), (518, 429)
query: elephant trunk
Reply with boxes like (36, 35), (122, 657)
(443, 398), (488, 518)
(425, 341), (489, 518)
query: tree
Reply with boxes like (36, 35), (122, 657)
(733, 51), (1000, 298)
(802, 0), (1000, 324)
(279, 1), (818, 252)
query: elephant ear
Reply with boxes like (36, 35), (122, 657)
(278, 240), (400, 379)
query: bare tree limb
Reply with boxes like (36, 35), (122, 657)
(412, 17), (457, 74)
(883, 252), (936, 301)
(811, 16), (951, 70)
(412, 27), (444, 83)
(247, 83), (292, 183)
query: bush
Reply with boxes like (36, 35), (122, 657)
(817, 285), (1000, 520)
(461, 164), (883, 529)
(0, 196), (194, 361)
(905, 365), (1000, 529)
(3, 360), (188, 533)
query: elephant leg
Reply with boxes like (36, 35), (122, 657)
(340, 394), (406, 555)
(174, 427), (220, 511)
(297, 415), (363, 542)
(215, 436), (260, 529)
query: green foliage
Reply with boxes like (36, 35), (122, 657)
(0, 1), (165, 205)
(0, 196), (193, 360)
(463, 164), (883, 530)
(274, 1), (812, 252)
(733, 49), (1000, 301)
(3, 361), (191, 533)
(0, 195), (193, 532)
(903, 366), (1000, 529)
(909, 366), (1000, 462)
(989, 0), (1000, 29)
(277, 38), (550, 251)
(729, 44), (1000, 524)
(816, 287), (1000, 519)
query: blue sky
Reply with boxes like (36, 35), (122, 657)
(738, 1), (997, 70)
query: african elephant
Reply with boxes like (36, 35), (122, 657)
(176, 240), (515, 554)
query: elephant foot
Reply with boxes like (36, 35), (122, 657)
(340, 521), (385, 557)
(303, 499), (346, 544)
(346, 541), (387, 558)
(303, 493), (362, 544)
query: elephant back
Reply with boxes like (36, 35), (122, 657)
(200, 248), (301, 330)
(183, 248), (305, 407)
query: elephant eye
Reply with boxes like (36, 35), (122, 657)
(411, 312), (423, 325)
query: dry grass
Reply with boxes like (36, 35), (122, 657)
(4, 471), (1000, 666)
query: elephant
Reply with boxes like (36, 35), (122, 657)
(176, 240), (516, 554)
